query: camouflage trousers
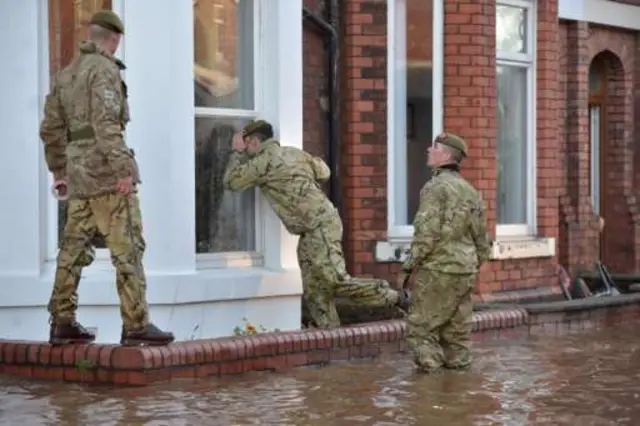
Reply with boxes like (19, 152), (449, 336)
(48, 192), (149, 331)
(406, 269), (475, 373)
(297, 219), (398, 328)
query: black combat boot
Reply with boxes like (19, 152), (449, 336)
(396, 289), (412, 312)
(121, 323), (175, 346)
(49, 320), (96, 345)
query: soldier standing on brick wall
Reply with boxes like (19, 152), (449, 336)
(40, 10), (174, 346)
(399, 133), (491, 374)
(223, 120), (412, 328)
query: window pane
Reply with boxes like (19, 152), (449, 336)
(496, 65), (528, 225)
(405, 0), (433, 223)
(589, 62), (603, 94)
(589, 106), (601, 215)
(49, 0), (112, 249)
(496, 5), (527, 53)
(194, 0), (254, 110)
(195, 117), (256, 253)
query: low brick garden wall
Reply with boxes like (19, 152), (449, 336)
(1, 293), (639, 386)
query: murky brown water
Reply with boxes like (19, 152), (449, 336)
(1, 324), (640, 425)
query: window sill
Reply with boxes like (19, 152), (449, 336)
(489, 237), (555, 260)
(375, 237), (556, 262)
(0, 262), (302, 307)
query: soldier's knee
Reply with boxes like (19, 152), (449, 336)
(57, 239), (93, 268)
(441, 327), (468, 342)
(77, 246), (96, 267)
(112, 259), (139, 276)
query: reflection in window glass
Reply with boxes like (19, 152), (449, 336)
(404, 0), (433, 223)
(496, 65), (528, 224)
(194, 0), (254, 109)
(194, 0), (257, 253)
(195, 117), (256, 253)
(496, 5), (527, 53)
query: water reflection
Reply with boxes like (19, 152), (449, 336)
(1, 324), (640, 425)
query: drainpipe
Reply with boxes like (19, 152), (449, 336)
(302, 3), (342, 220)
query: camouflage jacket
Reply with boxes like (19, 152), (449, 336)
(403, 166), (491, 274)
(223, 139), (338, 235)
(39, 41), (139, 199)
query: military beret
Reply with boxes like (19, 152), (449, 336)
(89, 10), (124, 34)
(242, 120), (273, 138)
(435, 132), (468, 157)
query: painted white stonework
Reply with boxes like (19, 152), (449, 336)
(0, 0), (303, 343)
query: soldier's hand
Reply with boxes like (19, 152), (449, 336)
(52, 180), (68, 200)
(116, 176), (134, 195)
(231, 132), (245, 152)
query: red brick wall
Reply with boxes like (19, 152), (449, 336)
(341, 0), (391, 278)
(558, 21), (640, 274)
(336, 0), (568, 295)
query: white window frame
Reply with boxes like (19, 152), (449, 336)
(589, 105), (600, 216)
(386, 0), (444, 243)
(495, 0), (537, 238)
(46, 0), (266, 270)
(194, 0), (264, 269)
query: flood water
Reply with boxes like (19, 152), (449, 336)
(1, 324), (640, 425)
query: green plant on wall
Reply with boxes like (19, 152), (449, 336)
(232, 317), (280, 336)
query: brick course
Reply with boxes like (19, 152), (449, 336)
(1, 299), (638, 385)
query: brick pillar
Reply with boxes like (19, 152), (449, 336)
(442, 0), (497, 293)
(636, 33), (640, 195)
(635, 34), (640, 271)
(341, 0), (390, 277)
(561, 20), (599, 275)
(536, 0), (560, 246)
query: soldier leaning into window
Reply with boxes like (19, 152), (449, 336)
(223, 120), (412, 328)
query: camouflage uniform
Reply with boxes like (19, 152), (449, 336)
(401, 133), (491, 373)
(39, 10), (174, 346)
(224, 121), (409, 328)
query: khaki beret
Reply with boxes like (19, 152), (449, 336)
(435, 132), (468, 157)
(89, 10), (124, 34)
(242, 120), (273, 138)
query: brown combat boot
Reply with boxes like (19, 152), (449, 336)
(121, 323), (175, 346)
(49, 320), (96, 345)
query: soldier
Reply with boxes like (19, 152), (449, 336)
(223, 120), (411, 328)
(399, 132), (491, 374)
(40, 10), (174, 346)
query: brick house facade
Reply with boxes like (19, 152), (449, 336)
(303, 0), (640, 301)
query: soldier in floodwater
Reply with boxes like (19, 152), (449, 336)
(399, 132), (491, 374)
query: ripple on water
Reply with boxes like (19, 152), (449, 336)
(1, 324), (640, 425)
